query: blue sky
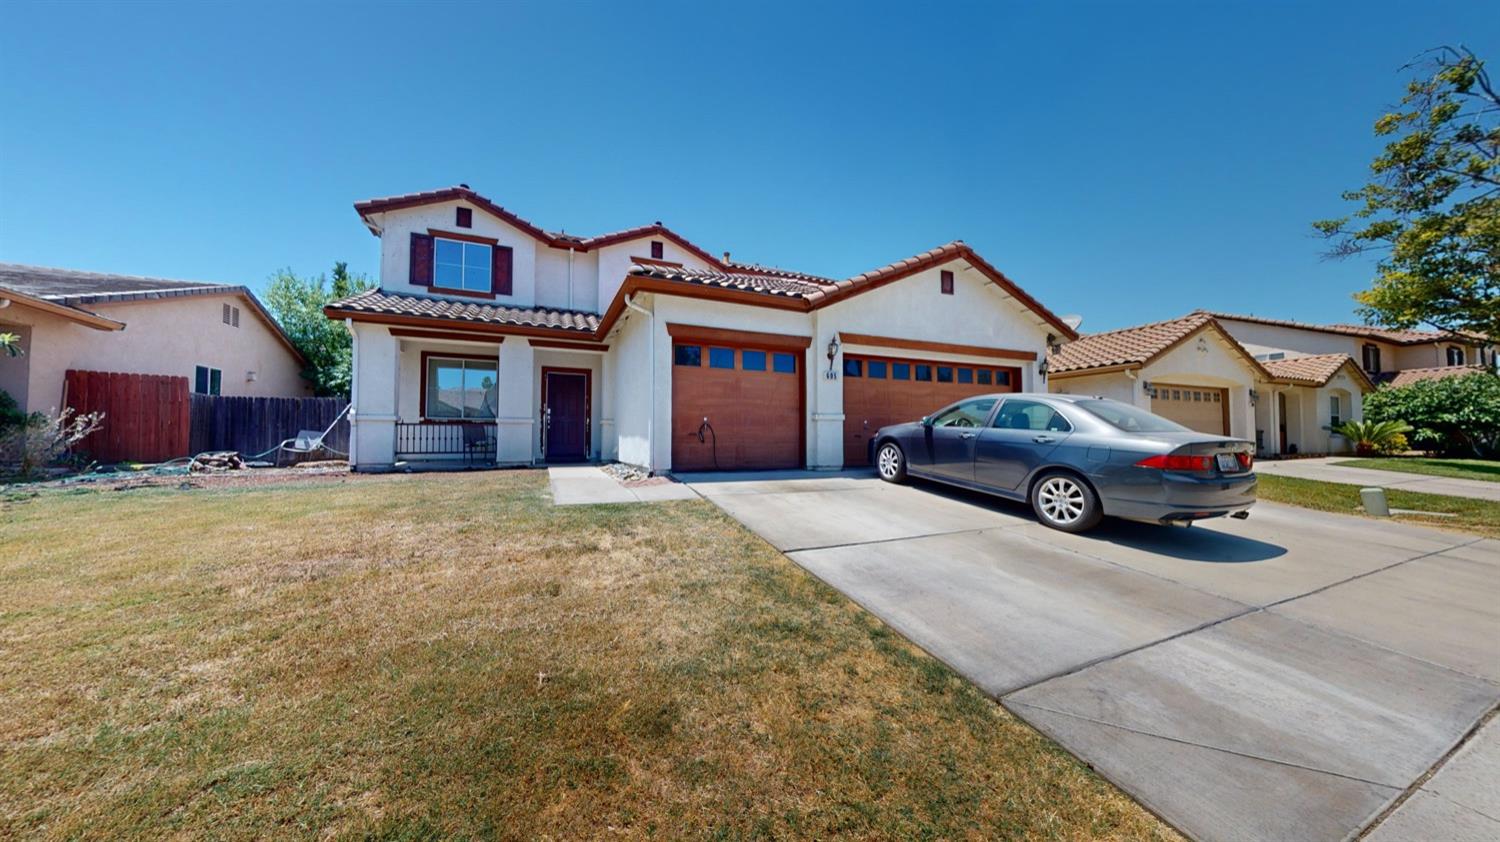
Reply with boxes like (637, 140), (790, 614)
(1, 1), (1494, 332)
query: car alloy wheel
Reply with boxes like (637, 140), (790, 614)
(876, 443), (905, 482)
(1036, 476), (1087, 526)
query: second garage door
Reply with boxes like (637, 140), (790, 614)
(1149, 384), (1228, 435)
(671, 338), (805, 471)
(844, 355), (1022, 466)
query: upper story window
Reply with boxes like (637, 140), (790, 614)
(650, 241), (664, 260)
(434, 237), (493, 292)
(1447, 346), (1466, 366)
(1361, 343), (1380, 374)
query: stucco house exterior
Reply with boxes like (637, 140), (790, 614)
(1046, 312), (1377, 456)
(326, 185), (1079, 472)
(0, 264), (310, 414)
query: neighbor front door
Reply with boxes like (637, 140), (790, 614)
(544, 371), (589, 462)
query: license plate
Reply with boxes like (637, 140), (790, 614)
(1215, 453), (1240, 473)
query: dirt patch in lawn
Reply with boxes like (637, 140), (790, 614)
(0, 471), (1175, 840)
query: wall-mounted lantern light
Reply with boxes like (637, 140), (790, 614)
(826, 335), (840, 380)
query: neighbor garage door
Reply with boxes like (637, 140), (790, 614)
(1150, 384), (1228, 435)
(843, 355), (1022, 465)
(670, 328), (807, 471)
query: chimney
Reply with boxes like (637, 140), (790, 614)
(722, 251), (731, 264)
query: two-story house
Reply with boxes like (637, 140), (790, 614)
(325, 185), (1079, 472)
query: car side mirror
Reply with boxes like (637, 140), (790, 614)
(920, 416), (932, 427)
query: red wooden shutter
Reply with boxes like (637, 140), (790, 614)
(651, 240), (664, 259)
(492, 245), (513, 296)
(410, 233), (434, 286)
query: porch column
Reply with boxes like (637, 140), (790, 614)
(349, 322), (399, 471)
(1265, 387), (1281, 455)
(810, 318), (843, 469)
(495, 339), (535, 466)
(601, 347), (618, 461)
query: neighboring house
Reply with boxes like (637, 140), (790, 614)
(1046, 312), (1376, 456)
(1204, 311), (1497, 387)
(326, 185), (1078, 471)
(0, 264), (310, 414)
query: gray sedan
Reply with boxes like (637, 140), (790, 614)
(871, 393), (1256, 532)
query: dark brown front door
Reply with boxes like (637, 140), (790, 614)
(544, 370), (589, 462)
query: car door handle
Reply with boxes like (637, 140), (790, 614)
(959, 432), (976, 439)
(1032, 434), (1055, 443)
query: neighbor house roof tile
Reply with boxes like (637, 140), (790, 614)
(1200, 310), (1484, 346)
(1047, 313), (1215, 373)
(1260, 353), (1358, 386)
(1384, 365), (1491, 388)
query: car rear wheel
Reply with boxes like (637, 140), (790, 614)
(876, 441), (907, 483)
(1030, 472), (1102, 532)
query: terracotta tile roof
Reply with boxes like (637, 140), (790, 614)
(723, 260), (837, 284)
(326, 289), (599, 333)
(1047, 313), (1214, 373)
(626, 264), (835, 300)
(1260, 353), (1358, 386)
(1201, 310), (1482, 346)
(355, 185), (556, 243)
(1385, 365), (1491, 388)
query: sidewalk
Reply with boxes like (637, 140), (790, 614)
(1256, 457), (1500, 503)
(547, 465), (698, 505)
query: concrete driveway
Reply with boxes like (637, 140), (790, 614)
(682, 470), (1500, 842)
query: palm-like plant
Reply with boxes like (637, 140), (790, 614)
(0, 332), (21, 357)
(1334, 419), (1414, 456)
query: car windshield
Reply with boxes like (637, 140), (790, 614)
(1074, 399), (1189, 433)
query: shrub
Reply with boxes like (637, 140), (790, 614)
(0, 408), (105, 477)
(1378, 431), (1409, 456)
(1334, 419), (1415, 456)
(1363, 373), (1500, 457)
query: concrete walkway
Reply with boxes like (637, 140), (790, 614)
(547, 465), (697, 505)
(1257, 457), (1500, 502)
(683, 470), (1500, 842)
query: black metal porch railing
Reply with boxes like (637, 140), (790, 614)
(395, 422), (497, 463)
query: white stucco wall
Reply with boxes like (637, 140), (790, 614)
(0, 293), (308, 414)
(596, 239), (714, 313)
(1217, 319), (1372, 360)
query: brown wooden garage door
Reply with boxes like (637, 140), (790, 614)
(1149, 384), (1228, 435)
(843, 355), (1022, 466)
(670, 330), (806, 471)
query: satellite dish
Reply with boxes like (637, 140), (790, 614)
(1062, 314), (1084, 331)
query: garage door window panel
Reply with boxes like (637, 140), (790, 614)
(937, 366), (954, 383)
(844, 358), (863, 377)
(915, 365), (932, 381)
(892, 363), (910, 380)
(709, 347), (735, 369)
(977, 369), (992, 385)
(772, 353), (796, 374)
(867, 360), (887, 378)
(674, 345), (702, 366)
(742, 350), (767, 372)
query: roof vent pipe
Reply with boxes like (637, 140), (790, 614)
(722, 251), (731, 264)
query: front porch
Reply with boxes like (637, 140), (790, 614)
(345, 322), (609, 470)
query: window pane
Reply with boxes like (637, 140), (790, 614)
(435, 239), (463, 265)
(937, 366), (953, 383)
(993, 399), (1068, 431)
(772, 352), (796, 373)
(195, 366), (208, 394)
(209, 368), (222, 396)
(709, 347), (735, 369)
(742, 350), (767, 371)
(463, 242), (490, 267)
(464, 263), (492, 291)
(426, 359), (464, 418)
(915, 364), (932, 381)
(674, 344), (701, 366)
(996, 370), (1011, 386)
(892, 362), (910, 380)
(867, 360), (887, 379)
(957, 368), (973, 384)
(977, 369), (992, 385)
(435, 262), (463, 288)
(932, 397), (997, 428)
(464, 362), (498, 419)
(844, 358), (862, 377)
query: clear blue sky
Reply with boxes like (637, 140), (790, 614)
(1, 1), (1494, 332)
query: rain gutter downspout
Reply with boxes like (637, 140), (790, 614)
(623, 293), (656, 473)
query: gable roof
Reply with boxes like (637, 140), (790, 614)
(354, 185), (730, 269)
(1201, 310), (1485, 346)
(0, 263), (306, 364)
(1261, 353), (1376, 391)
(1047, 313), (1234, 375)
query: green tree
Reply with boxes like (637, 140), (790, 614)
(1362, 372), (1500, 457)
(263, 262), (373, 397)
(1315, 46), (1499, 339)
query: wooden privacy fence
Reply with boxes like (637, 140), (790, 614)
(65, 370), (191, 463)
(189, 395), (349, 461)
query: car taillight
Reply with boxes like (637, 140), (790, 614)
(1237, 452), (1254, 470)
(1135, 454), (1214, 471)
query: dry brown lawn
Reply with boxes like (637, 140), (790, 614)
(0, 471), (1175, 840)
